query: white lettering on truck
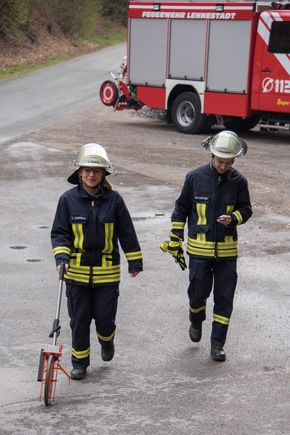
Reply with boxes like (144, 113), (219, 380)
(186, 12), (236, 19)
(141, 11), (236, 19)
(262, 77), (290, 94)
(142, 12), (186, 18)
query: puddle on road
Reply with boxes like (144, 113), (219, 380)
(133, 213), (165, 221)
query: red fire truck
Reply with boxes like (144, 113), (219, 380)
(100, 1), (290, 134)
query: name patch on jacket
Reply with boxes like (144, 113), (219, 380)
(70, 215), (87, 222)
(194, 194), (209, 202)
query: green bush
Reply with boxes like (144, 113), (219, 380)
(51, 0), (101, 36)
(0, 0), (31, 44)
(100, 0), (128, 27)
(0, 0), (128, 44)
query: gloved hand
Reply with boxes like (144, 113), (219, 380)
(160, 233), (187, 271)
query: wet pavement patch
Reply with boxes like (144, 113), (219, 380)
(132, 213), (165, 221)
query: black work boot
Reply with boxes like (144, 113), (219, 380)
(70, 368), (87, 380)
(211, 345), (226, 362)
(189, 323), (202, 342)
(101, 344), (115, 361)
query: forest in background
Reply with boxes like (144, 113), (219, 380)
(0, 0), (128, 45)
(0, 0), (128, 76)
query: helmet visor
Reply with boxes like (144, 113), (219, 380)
(201, 131), (247, 158)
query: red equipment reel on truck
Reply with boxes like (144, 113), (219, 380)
(100, 56), (144, 111)
(100, 72), (144, 111)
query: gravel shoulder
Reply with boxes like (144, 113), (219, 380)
(18, 105), (290, 219)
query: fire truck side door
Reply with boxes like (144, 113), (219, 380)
(128, 18), (167, 87)
(252, 11), (290, 113)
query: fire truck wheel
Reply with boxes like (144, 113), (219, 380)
(224, 115), (260, 133)
(100, 80), (118, 106)
(171, 92), (206, 134)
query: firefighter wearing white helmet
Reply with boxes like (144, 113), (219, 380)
(202, 130), (248, 158)
(51, 143), (143, 380)
(161, 130), (252, 362)
(67, 143), (113, 185)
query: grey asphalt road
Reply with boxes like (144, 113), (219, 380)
(0, 43), (126, 143)
(0, 46), (290, 435)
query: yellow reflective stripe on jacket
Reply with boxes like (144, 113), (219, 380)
(65, 273), (121, 285)
(187, 246), (238, 257)
(188, 246), (215, 257)
(53, 246), (71, 256)
(92, 273), (120, 284)
(64, 272), (121, 284)
(102, 254), (113, 267)
(190, 305), (206, 314)
(196, 232), (206, 246)
(96, 330), (116, 342)
(70, 252), (82, 267)
(194, 203), (207, 248)
(72, 223), (84, 250)
(187, 202), (238, 257)
(188, 238), (237, 250)
(196, 203), (207, 225)
(172, 221), (185, 231)
(232, 210), (243, 225)
(187, 237), (238, 258)
(102, 222), (114, 267)
(213, 313), (230, 326)
(65, 264), (121, 284)
(125, 251), (142, 261)
(72, 346), (90, 359)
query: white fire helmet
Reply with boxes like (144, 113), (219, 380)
(68, 143), (113, 184)
(201, 130), (248, 158)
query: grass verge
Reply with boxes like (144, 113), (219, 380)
(0, 32), (126, 81)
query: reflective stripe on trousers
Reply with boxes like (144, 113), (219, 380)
(187, 257), (237, 347)
(66, 282), (119, 369)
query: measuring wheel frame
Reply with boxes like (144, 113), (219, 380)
(39, 346), (70, 406)
(44, 354), (56, 406)
(38, 263), (70, 406)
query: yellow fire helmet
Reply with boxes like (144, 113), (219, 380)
(68, 143), (113, 184)
(201, 130), (248, 158)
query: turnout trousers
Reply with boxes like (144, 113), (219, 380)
(66, 282), (119, 369)
(187, 257), (237, 347)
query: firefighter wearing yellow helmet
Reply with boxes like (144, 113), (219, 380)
(51, 143), (143, 380)
(161, 130), (252, 362)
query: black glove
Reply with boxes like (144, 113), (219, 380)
(160, 233), (187, 271)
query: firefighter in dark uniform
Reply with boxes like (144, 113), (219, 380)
(51, 143), (143, 379)
(162, 131), (252, 361)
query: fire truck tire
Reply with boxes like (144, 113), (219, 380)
(171, 92), (206, 134)
(99, 80), (118, 106)
(224, 115), (260, 133)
